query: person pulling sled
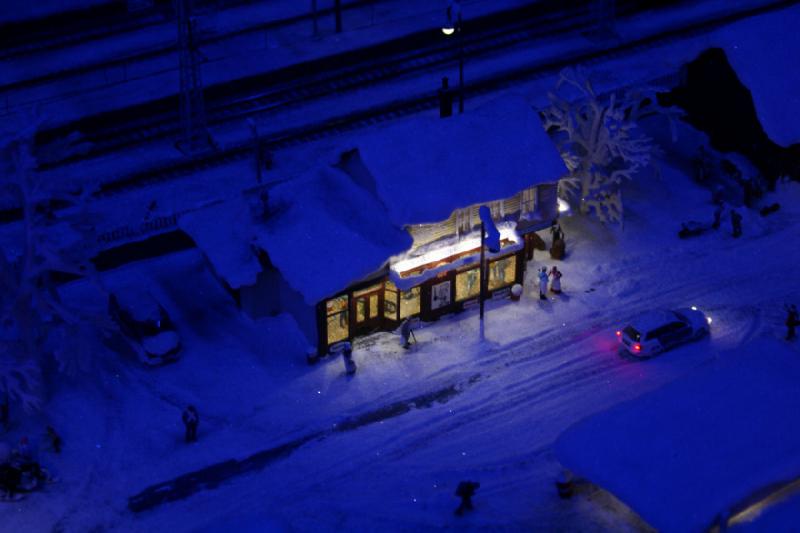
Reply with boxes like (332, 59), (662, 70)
(400, 319), (416, 350)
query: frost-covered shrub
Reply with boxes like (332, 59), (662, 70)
(541, 68), (675, 225)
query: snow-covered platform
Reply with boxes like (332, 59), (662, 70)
(555, 337), (800, 532)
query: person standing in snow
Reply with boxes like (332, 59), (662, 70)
(786, 304), (799, 341)
(730, 209), (742, 238)
(399, 319), (415, 350)
(342, 342), (357, 375)
(538, 267), (549, 300)
(454, 480), (480, 516)
(46, 426), (62, 454)
(182, 406), (199, 443)
(15, 436), (31, 463)
(712, 202), (725, 230)
(549, 266), (563, 294)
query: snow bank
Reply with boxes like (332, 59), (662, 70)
(350, 95), (567, 226)
(253, 166), (411, 305)
(555, 337), (800, 533)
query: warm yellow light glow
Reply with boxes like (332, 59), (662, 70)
(442, 27), (455, 35)
(392, 227), (520, 275)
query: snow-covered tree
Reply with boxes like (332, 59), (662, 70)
(540, 67), (673, 225)
(0, 114), (116, 412)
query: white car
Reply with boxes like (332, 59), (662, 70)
(617, 307), (711, 357)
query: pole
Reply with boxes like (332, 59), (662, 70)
(457, 11), (464, 114)
(479, 221), (485, 321)
(248, 119), (262, 183)
(311, 0), (318, 36)
(335, 0), (342, 33)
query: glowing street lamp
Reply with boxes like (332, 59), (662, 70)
(441, 0), (464, 113)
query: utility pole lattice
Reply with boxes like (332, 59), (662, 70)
(175, 0), (213, 155)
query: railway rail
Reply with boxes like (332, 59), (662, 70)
(1, 0), (796, 235)
(0, 0), (380, 93)
(91, 0), (799, 198)
(38, 0), (668, 166)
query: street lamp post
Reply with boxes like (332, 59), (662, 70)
(478, 206), (500, 340)
(442, 0), (464, 114)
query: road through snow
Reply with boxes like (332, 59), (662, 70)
(117, 171), (800, 532)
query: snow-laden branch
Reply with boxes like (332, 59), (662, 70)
(541, 67), (679, 225)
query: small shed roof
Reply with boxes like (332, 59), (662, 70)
(350, 95), (567, 226)
(555, 338), (800, 532)
(253, 166), (411, 306)
(178, 196), (261, 289)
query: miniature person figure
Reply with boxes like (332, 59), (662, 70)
(0, 442), (21, 501)
(730, 209), (742, 238)
(342, 342), (357, 375)
(549, 266), (563, 294)
(454, 480), (480, 516)
(538, 267), (549, 300)
(712, 202), (725, 230)
(46, 426), (62, 454)
(550, 221), (563, 244)
(182, 405), (199, 443)
(786, 304), (799, 341)
(0, 394), (8, 432)
(15, 436), (31, 463)
(400, 319), (415, 350)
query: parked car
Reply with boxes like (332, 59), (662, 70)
(617, 307), (711, 357)
(108, 289), (181, 365)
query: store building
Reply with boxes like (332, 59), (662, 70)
(180, 95), (568, 357)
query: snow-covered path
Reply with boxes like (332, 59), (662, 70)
(111, 170), (800, 531)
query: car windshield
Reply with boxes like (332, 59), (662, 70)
(623, 326), (640, 342)
(673, 311), (688, 323)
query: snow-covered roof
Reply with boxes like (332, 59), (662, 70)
(629, 309), (676, 334)
(349, 95), (567, 225)
(711, 7), (800, 147)
(653, 6), (800, 146)
(178, 196), (262, 289)
(253, 166), (412, 305)
(555, 337), (800, 533)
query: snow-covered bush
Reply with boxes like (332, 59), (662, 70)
(0, 114), (116, 412)
(541, 68), (675, 225)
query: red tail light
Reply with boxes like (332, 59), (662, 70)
(616, 330), (622, 337)
(634, 344), (642, 352)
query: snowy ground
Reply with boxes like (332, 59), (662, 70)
(2, 2), (800, 531)
(2, 135), (800, 531)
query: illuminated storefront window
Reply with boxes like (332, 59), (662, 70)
(455, 268), (480, 301)
(488, 255), (516, 290)
(399, 286), (421, 319)
(326, 295), (349, 344)
(384, 280), (399, 320)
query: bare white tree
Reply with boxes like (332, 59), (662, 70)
(541, 67), (674, 225)
(0, 114), (116, 412)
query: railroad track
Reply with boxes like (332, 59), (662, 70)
(88, 0), (798, 198)
(1, 0), (795, 231)
(38, 0), (670, 167)
(0, 0), (380, 93)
